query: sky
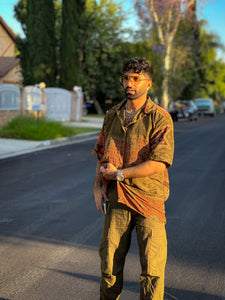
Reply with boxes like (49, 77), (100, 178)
(0, 0), (225, 60)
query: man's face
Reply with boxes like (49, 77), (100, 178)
(120, 69), (152, 100)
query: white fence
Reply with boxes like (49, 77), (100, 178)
(45, 88), (71, 121)
(0, 84), (83, 125)
(0, 84), (20, 110)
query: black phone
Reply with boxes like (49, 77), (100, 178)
(102, 198), (108, 215)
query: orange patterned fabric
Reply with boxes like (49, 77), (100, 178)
(92, 97), (174, 223)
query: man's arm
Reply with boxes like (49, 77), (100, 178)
(94, 160), (108, 213)
(122, 160), (166, 178)
(100, 160), (166, 181)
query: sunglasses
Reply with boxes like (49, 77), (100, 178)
(120, 75), (149, 84)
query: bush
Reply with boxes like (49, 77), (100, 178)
(0, 115), (97, 141)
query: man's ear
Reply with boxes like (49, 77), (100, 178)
(148, 80), (152, 89)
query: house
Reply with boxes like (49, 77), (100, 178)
(0, 16), (22, 85)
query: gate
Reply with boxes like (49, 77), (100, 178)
(24, 86), (42, 110)
(45, 88), (71, 121)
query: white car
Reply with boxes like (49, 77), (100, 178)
(195, 98), (215, 117)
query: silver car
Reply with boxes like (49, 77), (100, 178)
(175, 100), (198, 121)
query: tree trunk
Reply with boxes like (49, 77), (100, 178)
(93, 97), (104, 115)
(161, 73), (170, 109)
(161, 42), (171, 109)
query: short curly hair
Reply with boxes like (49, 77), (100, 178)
(122, 57), (153, 80)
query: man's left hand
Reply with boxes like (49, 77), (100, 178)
(100, 163), (117, 180)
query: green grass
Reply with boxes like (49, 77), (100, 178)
(0, 115), (98, 141)
(86, 114), (105, 118)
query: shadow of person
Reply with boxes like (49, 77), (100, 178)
(165, 287), (223, 300)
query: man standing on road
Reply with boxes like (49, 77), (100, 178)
(92, 57), (174, 300)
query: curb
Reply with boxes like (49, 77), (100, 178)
(40, 130), (100, 146)
(0, 130), (100, 161)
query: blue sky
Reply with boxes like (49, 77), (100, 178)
(1, 0), (225, 59)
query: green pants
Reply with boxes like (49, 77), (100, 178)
(99, 202), (167, 300)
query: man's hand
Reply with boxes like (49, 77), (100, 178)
(94, 185), (108, 214)
(100, 163), (117, 180)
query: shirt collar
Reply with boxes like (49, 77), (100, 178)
(116, 97), (155, 115)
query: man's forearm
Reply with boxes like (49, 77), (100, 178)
(122, 160), (166, 179)
(101, 160), (167, 181)
(94, 160), (102, 188)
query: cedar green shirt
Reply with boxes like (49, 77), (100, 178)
(92, 97), (174, 223)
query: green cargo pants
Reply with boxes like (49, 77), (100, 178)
(99, 202), (167, 300)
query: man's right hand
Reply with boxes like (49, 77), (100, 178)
(94, 186), (108, 214)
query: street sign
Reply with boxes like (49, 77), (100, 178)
(32, 104), (43, 128)
(32, 104), (43, 111)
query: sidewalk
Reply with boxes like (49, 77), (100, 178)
(0, 117), (103, 160)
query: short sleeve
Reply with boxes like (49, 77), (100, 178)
(149, 113), (174, 167)
(92, 121), (105, 161)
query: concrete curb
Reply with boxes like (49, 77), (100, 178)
(40, 130), (100, 146)
(0, 130), (100, 160)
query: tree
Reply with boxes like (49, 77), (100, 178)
(180, 0), (201, 99)
(80, 0), (130, 113)
(59, 0), (86, 90)
(14, 0), (56, 86)
(168, 15), (201, 101)
(135, 0), (205, 108)
(196, 24), (225, 102)
(14, 0), (27, 35)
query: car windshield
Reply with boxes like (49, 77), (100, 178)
(195, 100), (211, 106)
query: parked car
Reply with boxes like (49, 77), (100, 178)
(175, 100), (198, 121)
(195, 98), (215, 117)
(168, 101), (178, 122)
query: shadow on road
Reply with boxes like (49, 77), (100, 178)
(165, 287), (224, 300)
(46, 268), (100, 283)
(42, 268), (224, 300)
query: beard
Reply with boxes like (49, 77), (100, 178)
(125, 88), (137, 100)
(125, 87), (146, 100)
(126, 94), (137, 100)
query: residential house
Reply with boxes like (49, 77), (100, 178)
(0, 16), (22, 85)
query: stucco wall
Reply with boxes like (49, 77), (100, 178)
(0, 24), (15, 56)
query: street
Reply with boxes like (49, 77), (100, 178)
(0, 115), (225, 300)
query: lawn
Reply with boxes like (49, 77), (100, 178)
(86, 114), (105, 118)
(0, 115), (98, 141)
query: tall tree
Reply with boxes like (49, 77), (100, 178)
(59, 0), (86, 90)
(14, 0), (56, 86)
(135, 0), (203, 108)
(181, 0), (201, 99)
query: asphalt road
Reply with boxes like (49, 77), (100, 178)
(0, 115), (225, 300)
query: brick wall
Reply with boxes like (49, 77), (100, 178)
(0, 110), (21, 127)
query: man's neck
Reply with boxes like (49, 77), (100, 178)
(126, 95), (148, 113)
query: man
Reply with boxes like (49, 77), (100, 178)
(92, 57), (174, 299)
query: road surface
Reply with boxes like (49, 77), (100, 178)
(0, 115), (225, 300)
